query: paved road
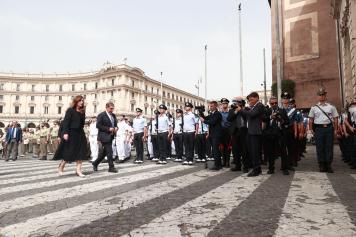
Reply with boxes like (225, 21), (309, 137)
(0, 145), (356, 237)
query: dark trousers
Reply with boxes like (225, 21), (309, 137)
(94, 142), (115, 168)
(247, 134), (262, 170)
(211, 136), (222, 168)
(6, 139), (19, 160)
(196, 133), (207, 160)
(314, 126), (334, 164)
(158, 132), (168, 161)
(166, 137), (172, 158)
(173, 133), (183, 159)
(206, 136), (212, 157)
(264, 137), (287, 171)
(284, 127), (298, 167)
(183, 132), (195, 162)
(134, 132), (144, 161)
(220, 128), (231, 167)
(231, 127), (248, 169)
(151, 135), (160, 159)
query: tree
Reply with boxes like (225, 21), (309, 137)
(271, 79), (296, 98)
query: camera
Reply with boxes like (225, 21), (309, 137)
(195, 105), (205, 117)
(231, 103), (238, 109)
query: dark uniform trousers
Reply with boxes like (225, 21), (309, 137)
(284, 127), (298, 167)
(196, 133), (207, 160)
(183, 132), (195, 162)
(157, 132), (168, 161)
(134, 132), (144, 161)
(247, 134), (262, 171)
(264, 136), (288, 171)
(231, 127), (248, 169)
(166, 137), (172, 158)
(314, 125), (334, 165)
(151, 135), (160, 159)
(173, 133), (183, 159)
(211, 136), (223, 168)
(206, 136), (212, 158)
(95, 142), (115, 169)
(220, 128), (231, 167)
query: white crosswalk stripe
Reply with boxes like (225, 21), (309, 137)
(275, 172), (356, 237)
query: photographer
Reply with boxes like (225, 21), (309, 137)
(227, 97), (248, 172)
(263, 97), (289, 175)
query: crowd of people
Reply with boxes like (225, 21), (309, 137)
(1, 88), (355, 177)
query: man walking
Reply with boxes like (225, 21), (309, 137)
(5, 121), (22, 161)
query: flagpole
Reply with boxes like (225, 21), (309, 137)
(160, 72), (163, 104)
(204, 45), (208, 108)
(238, 3), (244, 96)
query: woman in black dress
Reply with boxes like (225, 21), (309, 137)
(53, 95), (87, 177)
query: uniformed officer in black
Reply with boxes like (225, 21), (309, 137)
(200, 101), (223, 170)
(149, 110), (160, 161)
(132, 108), (148, 163)
(156, 104), (172, 164)
(173, 109), (184, 162)
(309, 88), (339, 173)
(220, 98), (232, 167)
(182, 102), (198, 165)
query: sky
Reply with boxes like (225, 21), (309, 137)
(0, 0), (272, 100)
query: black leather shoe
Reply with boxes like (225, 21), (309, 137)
(326, 165), (334, 173)
(39, 157), (47, 160)
(242, 168), (249, 173)
(92, 164), (98, 172)
(210, 166), (222, 171)
(108, 167), (118, 173)
(319, 163), (326, 173)
(287, 167), (295, 171)
(230, 167), (241, 172)
(247, 170), (260, 177)
(267, 170), (274, 174)
(282, 170), (290, 175)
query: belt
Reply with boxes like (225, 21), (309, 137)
(183, 131), (195, 133)
(174, 132), (182, 134)
(158, 131), (168, 133)
(40, 136), (47, 138)
(198, 132), (208, 135)
(314, 123), (332, 128)
(51, 136), (58, 139)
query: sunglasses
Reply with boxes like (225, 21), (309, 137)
(270, 102), (278, 105)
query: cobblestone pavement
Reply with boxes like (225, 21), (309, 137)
(0, 145), (356, 237)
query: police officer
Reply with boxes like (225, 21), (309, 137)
(133, 108), (148, 163)
(196, 114), (209, 163)
(150, 110), (160, 162)
(182, 102), (198, 165)
(156, 104), (172, 164)
(220, 98), (232, 167)
(38, 123), (49, 160)
(343, 99), (356, 168)
(263, 96), (289, 175)
(228, 97), (249, 172)
(308, 88), (339, 173)
(288, 98), (304, 166)
(173, 109), (184, 162)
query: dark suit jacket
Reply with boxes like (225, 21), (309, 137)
(96, 111), (118, 143)
(203, 110), (223, 138)
(6, 127), (22, 143)
(227, 108), (247, 135)
(239, 102), (266, 135)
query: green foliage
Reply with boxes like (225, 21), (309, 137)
(271, 79), (296, 98)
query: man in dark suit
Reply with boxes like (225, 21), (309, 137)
(200, 101), (223, 170)
(5, 121), (22, 161)
(236, 92), (266, 177)
(93, 102), (118, 173)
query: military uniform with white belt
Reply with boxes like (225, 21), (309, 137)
(183, 102), (198, 165)
(133, 108), (147, 163)
(308, 88), (338, 173)
(196, 118), (209, 162)
(173, 109), (184, 162)
(156, 104), (171, 164)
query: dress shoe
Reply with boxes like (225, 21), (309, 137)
(247, 170), (260, 177)
(282, 170), (290, 175)
(210, 166), (222, 171)
(108, 167), (118, 173)
(319, 163), (326, 173)
(4, 159), (9, 162)
(92, 164), (98, 172)
(230, 167), (241, 172)
(326, 165), (334, 173)
(242, 168), (249, 173)
(76, 172), (86, 178)
(267, 170), (274, 174)
(39, 157), (47, 160)
(287, 167), (295, 171)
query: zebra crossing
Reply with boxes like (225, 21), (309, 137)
(0, 153), (355, 237)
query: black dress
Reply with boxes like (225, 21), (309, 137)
(53, 108), (88, 162)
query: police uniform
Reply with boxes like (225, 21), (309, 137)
(346, 99), (356, 168)
(133, 108), (147, 163)
(183, 102), (197, 165)
(196, 118), (208, 162)
(38, 125), (49, 160)
(287, 98), (303, 167)
(220, 98), (232, 167)
(149, 112), (160, 161)
(156, 104), (171, 164)
(308, 88), (339, 172)
(173, 109), (184, 162)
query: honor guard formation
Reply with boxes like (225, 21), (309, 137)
(1, 87), (354, 178)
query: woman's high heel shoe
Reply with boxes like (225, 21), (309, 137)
(58, 162), (64, 176)
(76, 172), (86, 177)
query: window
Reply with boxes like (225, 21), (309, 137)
(45, 96), (49, 101)
(59, 85), (63, 92)
(111, 91), (114, 97)
(167, 102), (170, 107)
(145, 96), (148, 102)
(72, 84), (75, 91)
(16, 84), (20, 91)
(112, 79), (115, 86)
(46, 85), (49, 92)
(30, 106), (34, 114)
(157, 89), (159, 94)
(131, 80), (135, 87)
(94, 105), (97, 113)
(95, 94), (97, 99)
(0, 105), (3, 113)
(15, 106), (19, 114)
(0, 83), (4, 90)
(44, 106), (49, 114)
(58, 96), (62, 101)
(167, 93), (170, 99)
(151, 87), (154, 93)
(151, 108), (153, 115)
(83, 95), (86, 99)
(145, 107), (148, 114)
(15, 95), (19, 101)
(180, 96), (182, 102)
(131, 92), (134, 98)
(0, 95), (3, 100)
(131, 104), (134, 112)
(84, 84), (87, 90)
(95, 82), (98, 89)
(145, 85), (148, 91)
(31, 96), (35, 101)
(151, 98), (153, 102)
(163, 91), (166, 98)
(58, 106), (62, 114)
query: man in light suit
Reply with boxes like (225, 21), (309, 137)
(92, 102), (118, 173)
(5, 121), (22, 161)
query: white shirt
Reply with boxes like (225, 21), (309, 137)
(173, 117), (183, 134)
(89, 123), (98, 136)
(105, 112), (115, 127)
(308, 102), (339, 125)
(183, 111), (197, 132)
(197, 119), (209, 134)
(157, 114), (171, 133)
(149, 120), (158, 135)
(116, 121), (129, 136)
(349, 106), (356, 124)
(133, 116), (147, 133)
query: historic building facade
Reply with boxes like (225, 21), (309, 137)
(269, 0), (342, 109)
(0, 63), (204, 127)
(331, 0), (356, 105)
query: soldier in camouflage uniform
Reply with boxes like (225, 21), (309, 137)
(50, 121), (60, 155)
(38, 123), (50, 160)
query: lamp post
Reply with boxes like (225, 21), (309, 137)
(238, 3), (244, 96)
(160, 72), (163, 104)
(204, 45), (208, 108)
(263, 48), (267, 104)
(275, 0), (283, 105)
